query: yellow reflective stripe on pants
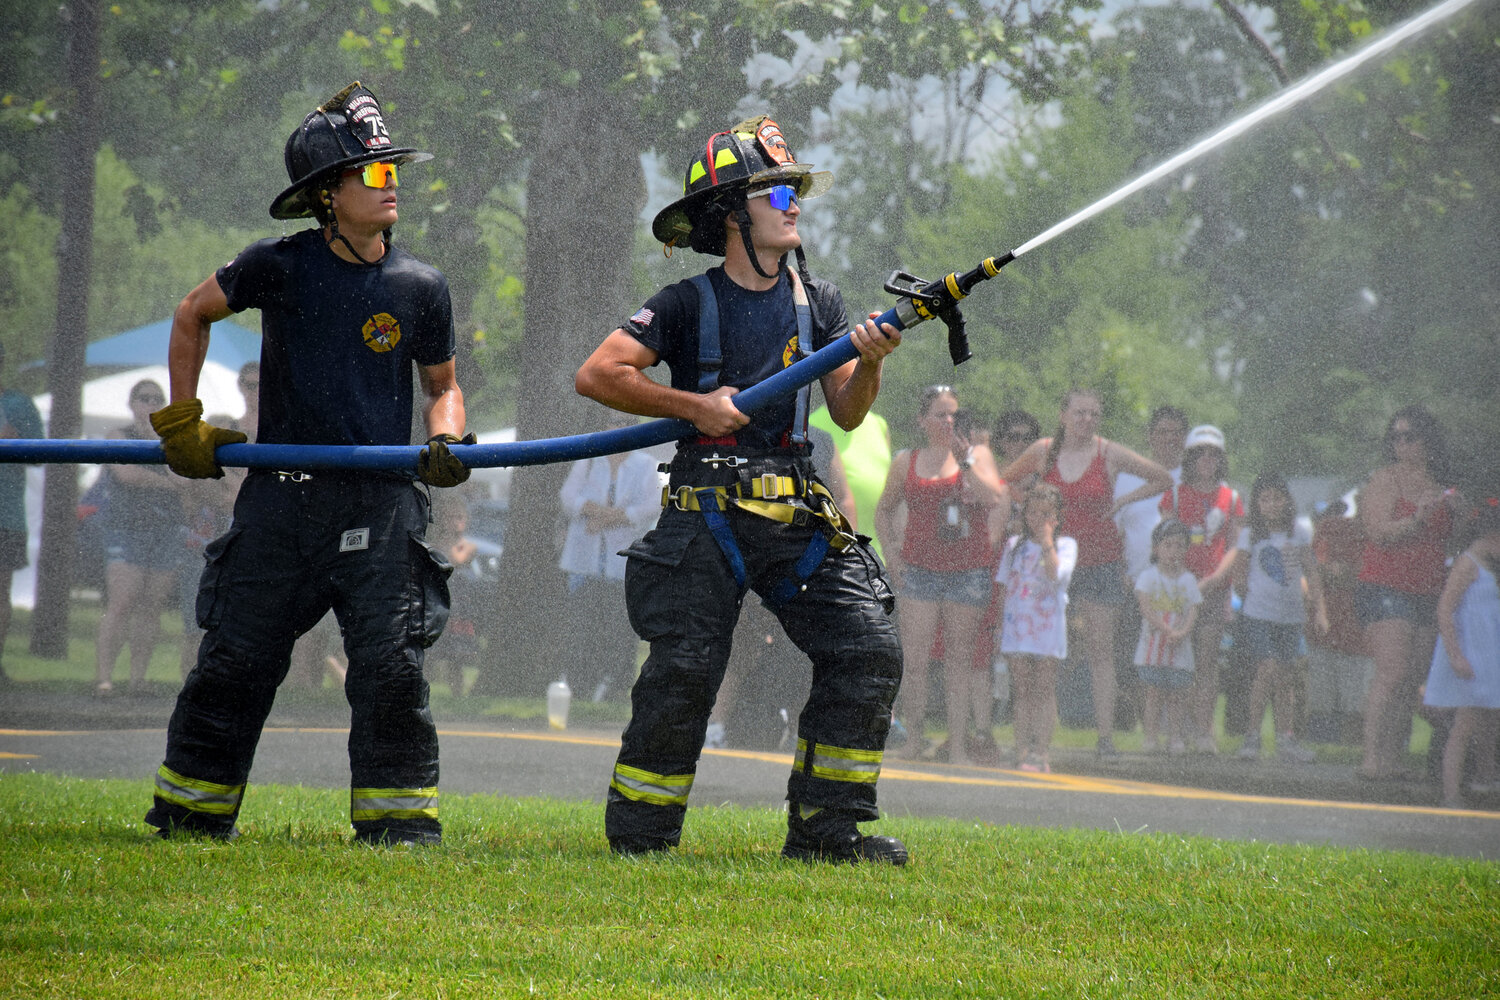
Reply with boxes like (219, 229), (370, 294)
(794, 739), (882, 784)
(154, 765), (244, 816)
(350, 787), (440, 822)
(610, 764), (694, 807)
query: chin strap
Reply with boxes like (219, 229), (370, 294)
(325, 215), (388, 266)
(735, 206), (779, 281)
(734, 205), (816, 285)
(793, 245), (812, 285)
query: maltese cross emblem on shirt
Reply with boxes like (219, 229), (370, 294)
(362, 312), (402, 353)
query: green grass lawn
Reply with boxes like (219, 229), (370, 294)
(1, 773), (1495, 999)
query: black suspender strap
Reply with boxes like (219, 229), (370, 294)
(690, 269), (813, 443)
(690, 272), (722, 393)
(786, 268), (814, 446)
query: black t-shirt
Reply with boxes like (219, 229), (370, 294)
(216, 229), (455, 446)
(622, 266), (849, 450)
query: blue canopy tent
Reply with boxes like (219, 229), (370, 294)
(82, 317), (262, 370)
(30, 317), (262, 441)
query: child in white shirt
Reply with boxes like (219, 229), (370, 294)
(1234, 473), (1327, 763)
(997, 483), (1077, 773)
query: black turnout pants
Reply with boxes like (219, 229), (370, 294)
(604, 456), (903, 847)
(145, 471), (452, 840)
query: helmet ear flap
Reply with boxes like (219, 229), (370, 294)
(686, 198), (733, 256)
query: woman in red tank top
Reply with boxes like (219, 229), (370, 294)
(1356, 405), (1463, 781)
(999, 388), (1173, 760)
(876, 387), (1007, 765)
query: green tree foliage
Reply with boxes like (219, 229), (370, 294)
(0, 164), (60, 369)
(1096, 0), (1498, 487)
(0, 146), (259, 381)
(868, 71), (1231, 452)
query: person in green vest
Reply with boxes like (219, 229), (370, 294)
(809, 403), (892, 558)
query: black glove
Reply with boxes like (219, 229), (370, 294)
(417, 432), (477, 487)
(149, 398), (248, 479)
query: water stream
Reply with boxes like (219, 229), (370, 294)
(1009, 0), (1482, 260)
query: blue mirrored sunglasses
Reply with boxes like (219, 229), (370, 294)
(747, 184), (799, 210)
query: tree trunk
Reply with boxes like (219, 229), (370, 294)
(471, 89), (648, 696)
(30, 0), (101, 659)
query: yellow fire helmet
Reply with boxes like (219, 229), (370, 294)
(651, 115), (832, 256)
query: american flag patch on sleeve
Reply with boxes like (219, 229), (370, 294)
(628, 307), (655, 328)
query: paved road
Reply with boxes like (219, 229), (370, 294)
(3, 716), (1497, 859)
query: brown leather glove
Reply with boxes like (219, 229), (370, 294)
(417, 432), (477, 487)
(149, 398), (247, 479)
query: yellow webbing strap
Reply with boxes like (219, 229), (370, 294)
(662, 474), (798, 510)
(662, 478), (855, 551)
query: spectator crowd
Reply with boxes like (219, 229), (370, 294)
(856, 392), (1496, 808)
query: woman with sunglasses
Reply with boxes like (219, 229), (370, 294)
(1356, 405), (1463, 781)
(93, 379), (191, 697)
(874, 387), (1008, 765)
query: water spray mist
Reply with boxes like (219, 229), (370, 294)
(0, 0), (1480, 472)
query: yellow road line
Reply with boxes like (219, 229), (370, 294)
(423, 729), (1498, 820)
(6, 725), (1496, 820)
(0, 729), (98, 736)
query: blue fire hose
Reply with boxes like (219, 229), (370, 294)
(0, 254), (1012, 471)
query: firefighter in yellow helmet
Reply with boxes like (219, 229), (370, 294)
(577, 116), (908, 863)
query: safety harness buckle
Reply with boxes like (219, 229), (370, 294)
(700, 452), (748, 468)
(275, 470), (313, 483)
(664, 485), (732, 512)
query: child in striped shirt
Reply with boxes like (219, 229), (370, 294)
(1135, 519), (1203, 754)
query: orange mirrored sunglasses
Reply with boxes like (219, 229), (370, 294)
(357, 161), (399, 189)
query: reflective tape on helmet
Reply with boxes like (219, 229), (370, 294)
(154, 765), (244, 816)
(610, 764), (694, 807)
(794, 739), (883, 784)
(351, 787), (439, 822)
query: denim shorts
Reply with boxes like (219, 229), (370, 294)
(103, 524), (183, 573)
(1137, 665), (1193, 690)
(1353, 582), (1437, 628)
(1068, 560), (1130, 606)
(901, 565), (993, 607)
(1240, 617), (1303, 664)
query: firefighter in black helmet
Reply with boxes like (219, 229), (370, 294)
(577, 115), (908, 863)
(144, 82), (471, 846)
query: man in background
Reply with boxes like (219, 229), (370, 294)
(0, 343), (44, 685)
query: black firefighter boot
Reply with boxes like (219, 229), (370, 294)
(781, 803), (908, 865)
